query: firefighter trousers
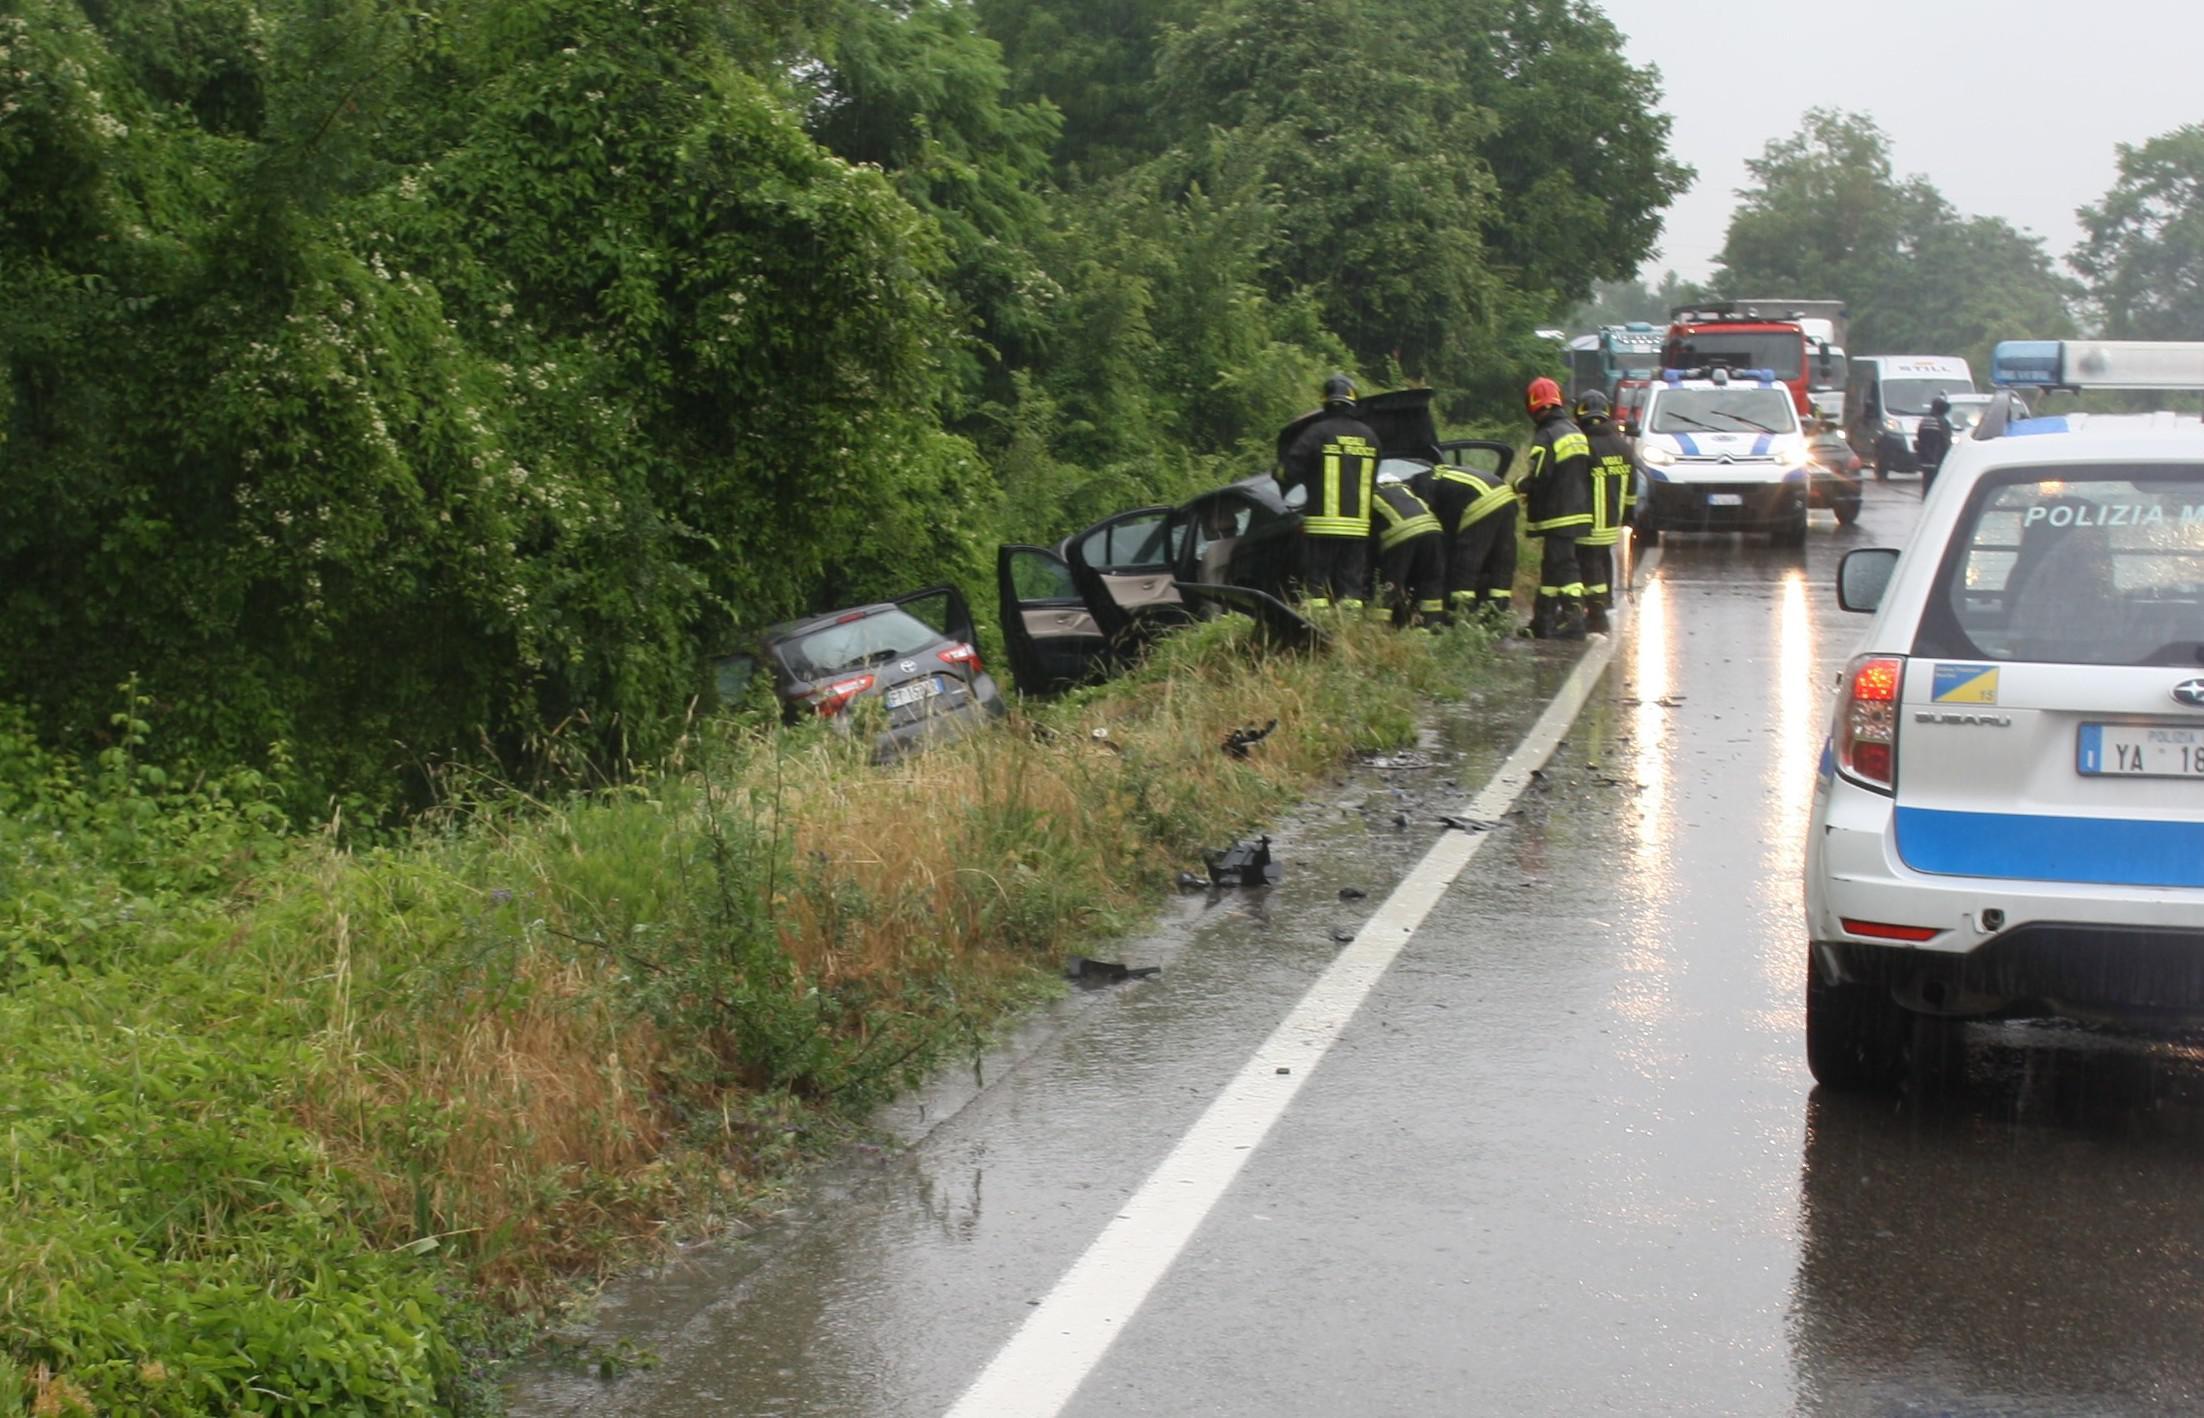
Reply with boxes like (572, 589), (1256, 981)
(1299, 533), (1369, 610)
(1443, 503), (1518, 614)
(1575, 541), (1613, 610)
(1376, 532), (1447, 627)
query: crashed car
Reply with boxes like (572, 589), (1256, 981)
(995, 390), (1511, 696)
(712, 585), (1006, 758)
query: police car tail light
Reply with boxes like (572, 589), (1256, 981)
(1836, 654), (1904, 792)
(809, 674), (876, 716)
(937, 642), (983, 673)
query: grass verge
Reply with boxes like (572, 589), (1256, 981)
(0, 615), (1497, 1414)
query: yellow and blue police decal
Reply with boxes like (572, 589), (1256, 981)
(1931, 663), (1999, 705)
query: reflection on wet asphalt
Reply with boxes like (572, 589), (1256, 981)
(509, 483), (2204, 1417)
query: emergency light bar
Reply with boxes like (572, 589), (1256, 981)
(1990, 339), (2204, 391)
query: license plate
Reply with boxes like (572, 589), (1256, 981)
(2077, 722), (2204, 779)
(884, 677), (944, 710)
(1706, 492), (1744, 507)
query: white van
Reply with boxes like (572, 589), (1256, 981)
(1844, 354), (1974, 478)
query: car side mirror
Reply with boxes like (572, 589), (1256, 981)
(1836, 547), (1900, 613)
(1618, 421), (1637, 439)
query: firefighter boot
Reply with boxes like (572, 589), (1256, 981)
(1554, 599), (1588, 640)
(1584, 602), (1611, 635)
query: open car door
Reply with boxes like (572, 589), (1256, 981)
(1173, 582), (1321, 652)
(1434, 438), (1515, 483)
(996, 545), (1109, 698)
(891, 583), (979, 649)
(1063, 505), (1193, 648)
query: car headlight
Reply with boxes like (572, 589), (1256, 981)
(1882, 417), (1901, 434)
(1640, 444), (1676, 466)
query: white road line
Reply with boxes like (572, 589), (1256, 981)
(943, 555), (1654, 1418)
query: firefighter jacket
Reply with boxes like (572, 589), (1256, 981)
(1579, 414), (1635, 549)
(1279, 410), (1379, 539)
(1518, 408), (1592, 539)
(1370, 480), (1443, 553)
(1413, 463), (1517, 538)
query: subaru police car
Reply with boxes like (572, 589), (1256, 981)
(1633, 368), (1812, 546)
(1805, 340), (2204, 1090)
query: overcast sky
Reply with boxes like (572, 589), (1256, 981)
(1606, 0), (2203, 283)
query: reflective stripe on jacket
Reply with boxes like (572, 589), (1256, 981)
(1520, 410), (1593, 537)
(1580, 416), (1635, 548)
(1372, 481), (1442, 551)
(1279, 411), (1378, 538)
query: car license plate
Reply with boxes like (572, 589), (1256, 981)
(884, 677), (944, 710)
(2077, 723), (2204, 778)
(1706, 492), (1744, 507)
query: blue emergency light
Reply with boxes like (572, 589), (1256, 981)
(1991, 339), (2204, 390)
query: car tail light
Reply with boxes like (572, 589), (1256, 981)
(808, 673), (874, 716)
(1836, 654), (1903, 792)
(937, 641), (983, 673)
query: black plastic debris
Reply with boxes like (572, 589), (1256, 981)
(1064, 956), (1161, 985)
(1204, 835), (1283, 887)
(1338, 886), (1368, 901)
(1329, 927), (1355, 943)
(1438, 814), (1504, 833)
(1222, 719), (1279, 759)
(1175, 870), (1210, 891)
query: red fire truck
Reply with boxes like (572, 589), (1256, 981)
(1662, 303), (1839, 419)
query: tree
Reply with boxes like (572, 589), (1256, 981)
(1567, 270), (1704, 329)
(2074, 124), (2204, 339)
(1714, 109), (2075, 367)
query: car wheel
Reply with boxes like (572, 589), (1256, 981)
(1636, 517), (1660, 548)
(1805, 954), (1911, 1092)
(1771, 508), (1809, 548)
(1833, 492), (1862, 526)
(1872, 450), (1889, 482)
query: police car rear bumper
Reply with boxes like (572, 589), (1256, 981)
(1807, 774), (2204, 1018)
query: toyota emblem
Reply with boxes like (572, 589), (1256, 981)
(2174, 677), (2204, 707)
(900, 659), (918, 675)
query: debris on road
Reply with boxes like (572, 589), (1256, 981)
(1063, 956), (1161, 984)
(1175, 870), (1210, 891)
(1330, 927), (1355, 943)
(1222, 719), (1278, 759)
(1438, 814), (1504, 833)
(1204, 836), (1282, 887)
(1338, 886), (1368, 901)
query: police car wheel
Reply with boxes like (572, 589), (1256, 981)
(1833, 492), (1862, 526)
(1804, 956), (1910, 1092)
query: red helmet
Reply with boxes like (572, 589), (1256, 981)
(1525, 377), (1564, 416)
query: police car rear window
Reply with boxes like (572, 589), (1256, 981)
(1913, 466), (2204, 667)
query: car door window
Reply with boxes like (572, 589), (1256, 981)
(1077, 512), (1181, 572)
(1010, 549), (1080, 601)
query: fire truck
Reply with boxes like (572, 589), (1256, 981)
(1662, 301), (1847, 419)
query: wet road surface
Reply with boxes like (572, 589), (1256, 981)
(513, 481), (2204, 1416)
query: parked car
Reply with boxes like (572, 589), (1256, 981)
(995, 390), (1512, 696)
(1805, 340), (2204, 1091)
(712, 585), (1005, 759)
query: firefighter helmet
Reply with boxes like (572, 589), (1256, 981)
(1574, 389), (1610, 421)
(1525, 377), (1564, 416)
(1321, 372), (1357, 406)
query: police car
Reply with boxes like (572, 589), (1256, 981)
(1631, 367), (1812, 546)
(1805, 340), (2204, 1090)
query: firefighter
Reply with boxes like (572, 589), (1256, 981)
(1277, 373), (1379, 611)
(1573, 389), (1634, 635)
(1412, 460), (1518, 622)
(1518, 376), (1593, 639)
(1370, 471), (1447, 627)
